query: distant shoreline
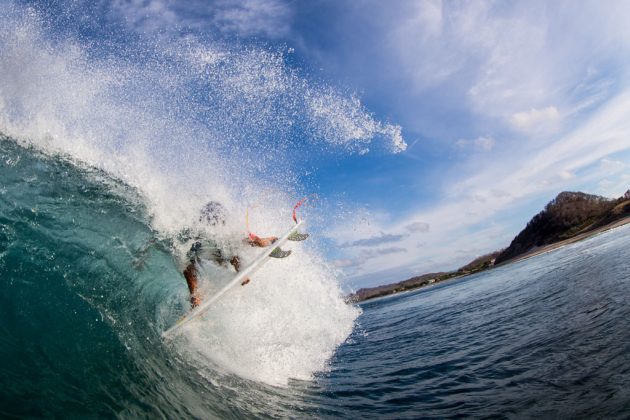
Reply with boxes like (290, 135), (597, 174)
(496, 215), (630, 267)
(350, 214), (630, 303)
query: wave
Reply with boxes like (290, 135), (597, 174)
(0, 135), (357, 418)
(0, 1), (375, 413)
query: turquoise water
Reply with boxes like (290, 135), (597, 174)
(0, 137), (346, 416)
(2, 137), (630, 417)
(2, 2), (630, 416)
(0, 138), (181, 416)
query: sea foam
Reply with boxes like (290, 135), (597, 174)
(0, 1), (394, 384)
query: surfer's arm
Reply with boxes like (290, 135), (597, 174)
(247, 235), (278, 247)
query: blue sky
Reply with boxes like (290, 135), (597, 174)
(212, 0), (630, 288)
(11, 0), (630, 289)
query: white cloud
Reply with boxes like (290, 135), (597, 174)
(599, 179), (614, 188)
(475, 136), (495, 151)
(340, 232), (407, 248)
(362, 247), (407, 258)
(456, 136), (496, 151)
(600, 158), (626, 170)
(405, 221), (430, 233)
(212, 0), (294, 38)
(332, 89), (630, 284)
(385, 1), (461, 90)
(510, 106), (561, 134)
(381, 0), (562, 120)
(311, 1), (630, 147)
(111, 0), (294, 39)
(332, 258), (360, 269)
(455, 139), (467, 148)
(331, 246), (407, 273)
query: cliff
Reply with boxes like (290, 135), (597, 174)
(495, 191), (630, 264)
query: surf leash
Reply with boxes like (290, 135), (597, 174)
(288, 195), (315, 242)
(245, 206), (260, 242)
(292, 194), (318, 224)
(245, 194), (315, 242)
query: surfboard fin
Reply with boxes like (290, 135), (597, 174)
(270, 247), (292, 258)
(288, 231), (309, 241)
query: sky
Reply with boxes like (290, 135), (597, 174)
(10, 0), (630, 289)
(289, 0), (630, 288)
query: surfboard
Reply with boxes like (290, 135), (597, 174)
(162, 220), (305, 339)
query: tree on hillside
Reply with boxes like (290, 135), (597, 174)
(495, 192), (615, 264)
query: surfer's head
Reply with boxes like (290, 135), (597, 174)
(200, 201), (226, 226)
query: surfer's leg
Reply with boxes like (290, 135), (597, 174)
(230, 255), (251, 285)
(230, 255), (241, 271)
(183, 262), (201, 308)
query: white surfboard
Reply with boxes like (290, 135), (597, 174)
(162, 220), (305, 339)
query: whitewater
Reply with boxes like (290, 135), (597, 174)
(5, 2), (630, 418)
(0, 0), (403, 396)
(4, 130), (630, 417)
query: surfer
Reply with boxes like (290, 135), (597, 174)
(184, 202), (279, 308)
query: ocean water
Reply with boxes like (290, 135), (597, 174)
(0, 137), (355, 417)
(2, 2), (630, 417)
(3, 137), (630, 418)
(319, 223), (630, 418)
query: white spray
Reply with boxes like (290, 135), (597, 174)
(0, 2), (406, 384)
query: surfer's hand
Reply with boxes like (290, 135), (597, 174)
(241, 277), (251, 286)
(191, 294), (201, 308)
(249, 236), (278, 247)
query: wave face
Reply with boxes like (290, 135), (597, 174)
(0, 137), (356, 416)
(0, 1), (368, 416)
(5, 145), (625, 418)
